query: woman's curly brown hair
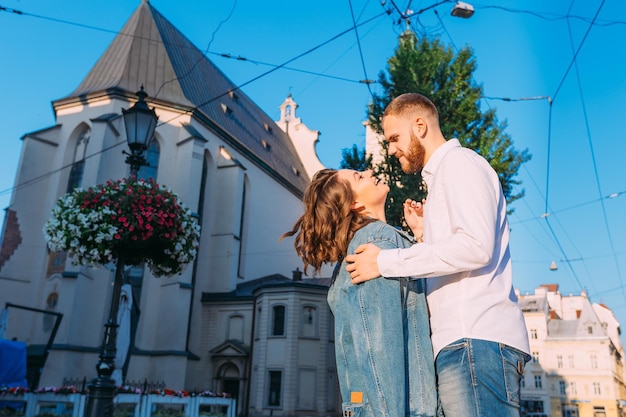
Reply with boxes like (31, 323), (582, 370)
(281, 169), (376, 275)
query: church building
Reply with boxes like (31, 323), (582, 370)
(0, 2), (338, 416)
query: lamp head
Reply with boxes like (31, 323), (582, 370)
(451, 1), (474, 18)
(122, 86), (158, 152)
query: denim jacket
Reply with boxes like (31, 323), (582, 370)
(328, 221), (439, 417)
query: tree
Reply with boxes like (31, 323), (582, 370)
(360, 30), (531, 228)
(340, 144), (373, 171)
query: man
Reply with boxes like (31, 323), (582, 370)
(346, 93), (530, 417)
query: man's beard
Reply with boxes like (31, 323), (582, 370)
(400, 131), (425, 173)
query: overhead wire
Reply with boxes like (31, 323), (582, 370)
(539, 93), (588, 290)
(399, 3), (611, 295)
(0, 3), (374, 95)
(0, 141), (126, 199)
(348, 0), (375, 97)
(153, 0), (239, 100)
(0, 3), (387, 201)
(0, 4), (383, 100)
(483, 96), (589, 285)
(564, 1), (625, 303)
(381, 2), (620, 301)
(2, 2), (625, 294)
(387, 0), (407, 17)
(511, 188), (626, 224)
(0, 4), (122, 34)
(212, 52), (375, 84)
(155, 11), (388, 128)
(434, 10), (490, 111)
(550, 0), (606, 102)
(432, 3), (610, 295)
(541, 0), (606, 294)
(295, 0), (383, 97)
(474, 4), (625, 27)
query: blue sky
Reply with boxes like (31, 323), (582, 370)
(1, 1), (625, 341)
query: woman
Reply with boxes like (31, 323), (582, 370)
(282, 169), (438, 417)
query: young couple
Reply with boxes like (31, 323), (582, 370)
(283, 93), (530, 417)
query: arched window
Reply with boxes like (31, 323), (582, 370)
(137, 140), (160, 181)
(43, 292), (59, 332)
(237, 176), (249, 278)
(67, 127), (90, 192)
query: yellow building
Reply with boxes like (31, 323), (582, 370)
(518, 284), (626, 417)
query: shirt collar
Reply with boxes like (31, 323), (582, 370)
(422, 138), (460, 187)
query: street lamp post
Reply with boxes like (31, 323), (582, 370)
(84, 87), (158, 417)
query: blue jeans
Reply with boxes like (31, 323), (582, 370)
(435, 338), (530, 417)
(328, 266), (438, 417)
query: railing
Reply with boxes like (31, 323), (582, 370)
(60, 379), (167, 395)
(0, 392), (235, 417)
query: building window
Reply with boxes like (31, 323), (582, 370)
(557, 355), (563, 368)
(267, 370), (282, 406)
(43, 292), (59, 332)
(67, 126), (90, 192)
(593, 406), (606, 417)
(530, 328), (537, 339)
(521, 400), (544, 414)
(534, 375), (542, 389)
(284, 104), (293, 122)
(593, 382), (601, 395)
(590, 354), (598, 369)
(254, 306), (262, 340)
(559, 380), (566, 395)
(227, 314), (244, 342)
(569, 382), (577, 395)
(237, 177), (248, 278)
(300, 305), (318, 338)
(137, 140), (160, 180)
(568, 354), (575, 368)
(272, 305), (285, 336)
(67, 160), (85, 192)
(46, 251), (67, 277)
(532, 351), (539, 363)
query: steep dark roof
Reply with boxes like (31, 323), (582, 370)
(56, 1), (309, 196)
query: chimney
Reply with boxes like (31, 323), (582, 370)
(292, 267), (303, 281)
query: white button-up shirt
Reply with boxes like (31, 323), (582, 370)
(378, 139), (530, 357)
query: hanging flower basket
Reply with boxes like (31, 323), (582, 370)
(43, 178), (200, 277)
